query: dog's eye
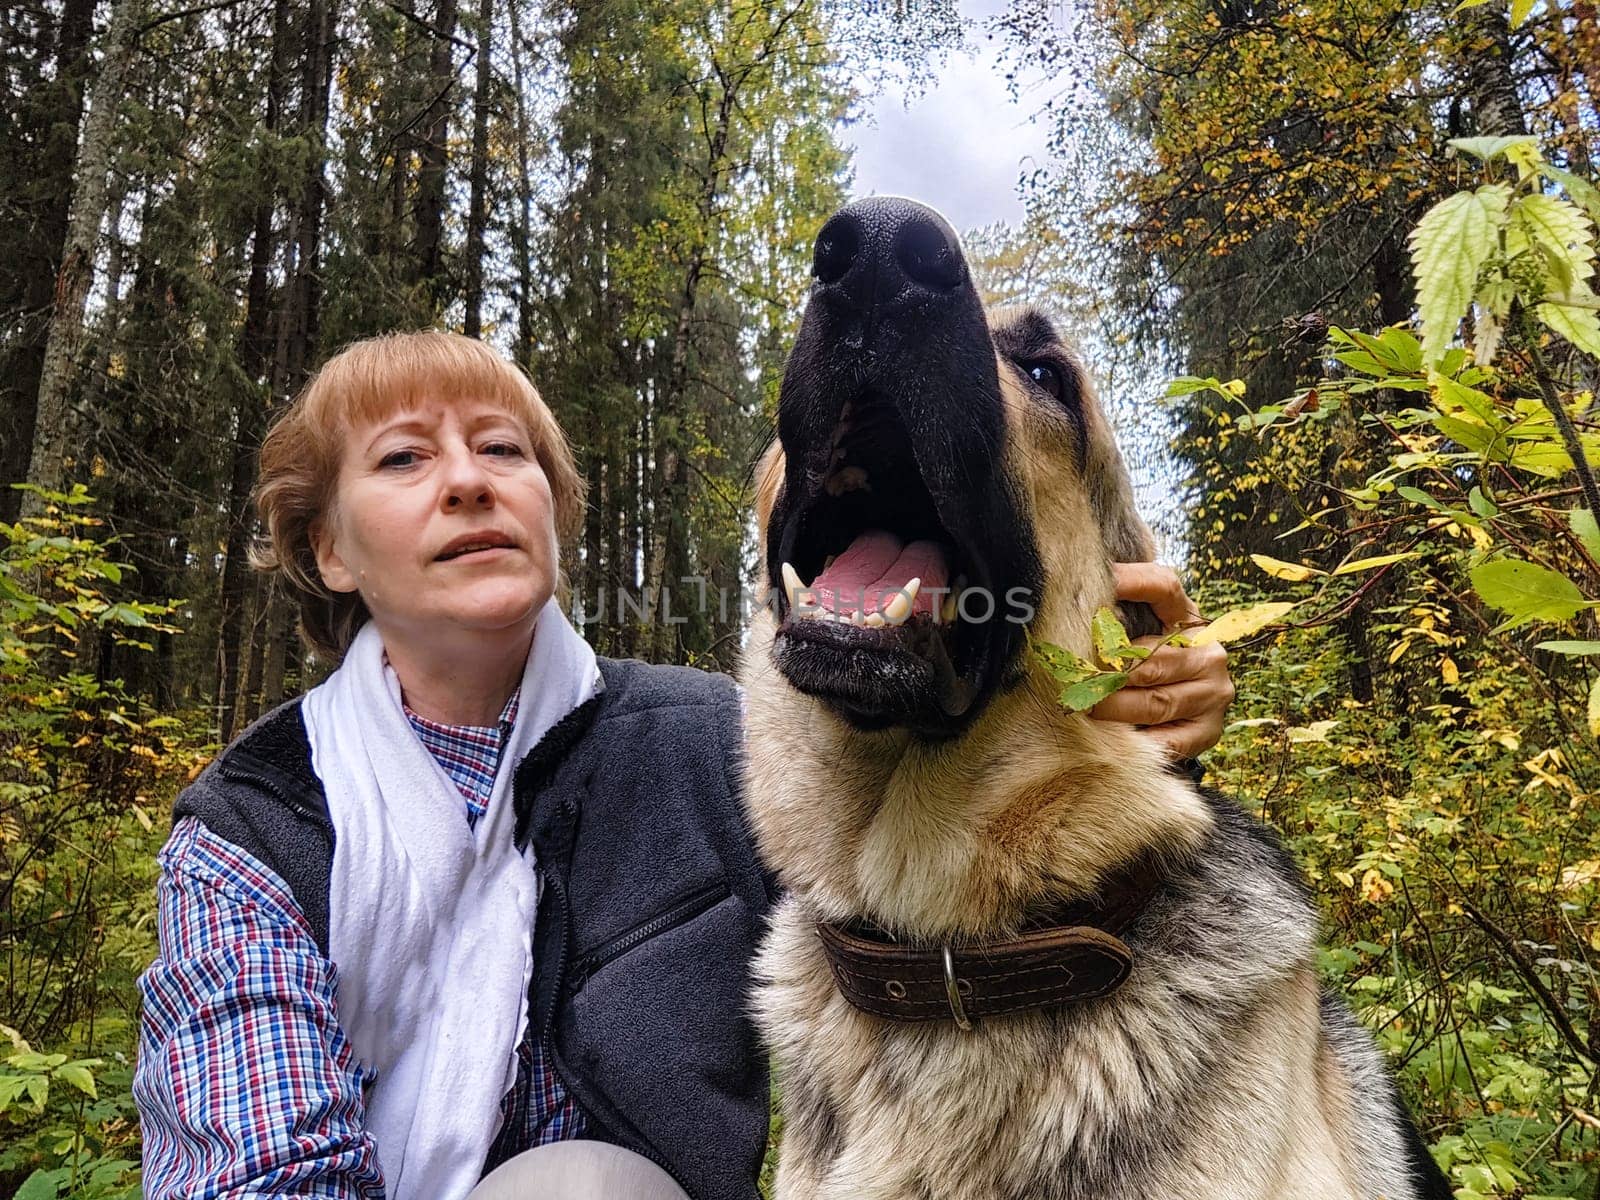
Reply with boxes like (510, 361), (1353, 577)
(1023, 361), (1067, 403)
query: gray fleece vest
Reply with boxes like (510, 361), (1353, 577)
(175, 657), (772, 1200)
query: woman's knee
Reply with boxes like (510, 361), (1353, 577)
(467, 1140), (691, 1200)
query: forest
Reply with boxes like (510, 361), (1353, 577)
(2, 0), (1598, 1195)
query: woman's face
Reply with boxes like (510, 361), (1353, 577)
(312, 395), (559, 652)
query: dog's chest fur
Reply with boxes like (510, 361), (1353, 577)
(743, 642), (1421, 1198)
(753, 807), (1416, 1200)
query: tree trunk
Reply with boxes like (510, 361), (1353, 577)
(26, 0), (147, 512)
(413, 0), (459, 302)
(1, 0), (96, 524)
(240, 576), (271, 726)
(216, 0), (292, 742)
(463, 0), (494, 337)
(508, 0), (535, 364)
(1464, 7), (1529, 138)
(261, 599), (296, 708)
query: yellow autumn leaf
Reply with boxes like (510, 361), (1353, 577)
(1250, 554), (1324, 582)
(1590, 676), (1600, 738)
(1187, 601), (1299, 645)
(1560, 860), (1600, 889)
(1361, 869), (1395, 904)
(1334, 870), (1356, 888)
(1331, 552), (1421, 575)
(1440, 657), (1460, 685)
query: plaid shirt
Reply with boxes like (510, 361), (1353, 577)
(135, 690), (584, 1200)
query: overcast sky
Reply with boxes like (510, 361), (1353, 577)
(845, 7), (1053, 234)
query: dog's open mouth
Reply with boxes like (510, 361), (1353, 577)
(770, 394), (1012, 731)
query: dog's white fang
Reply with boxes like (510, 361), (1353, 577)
(883, 578), (919, 625)
(782, 562), (811, 612)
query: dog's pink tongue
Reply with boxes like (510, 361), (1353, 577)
(812, 530), (950, 615)
(813, 530), (902, 610)
(866, 540), (949, 615)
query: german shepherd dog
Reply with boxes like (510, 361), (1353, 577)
(739, 198), (1452, 1200)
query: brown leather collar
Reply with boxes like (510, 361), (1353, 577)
(815, 861), (1162, 1030)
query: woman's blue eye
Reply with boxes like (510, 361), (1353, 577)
(483, 442), (524, 457)
(380, 450), (417, 469)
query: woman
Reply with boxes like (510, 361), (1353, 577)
(133, 330), (1233, 1200)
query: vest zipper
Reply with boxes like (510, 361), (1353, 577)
(217, 762), (325, 824)
(540, 817), (699, 1197)
(569, 881), (730, 992)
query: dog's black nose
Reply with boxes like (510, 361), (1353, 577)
(811, 197), (967, 314)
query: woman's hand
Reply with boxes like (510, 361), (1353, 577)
(1091, 563), (1235, 759)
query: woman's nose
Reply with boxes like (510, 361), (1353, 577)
(439, 442), (494, 510)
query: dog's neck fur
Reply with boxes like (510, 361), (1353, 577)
(740, 611), (1215, 942)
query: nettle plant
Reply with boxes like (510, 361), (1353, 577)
(1172, 136), (1600, 739)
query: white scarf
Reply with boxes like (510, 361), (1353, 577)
(302, 599), (601, 1200)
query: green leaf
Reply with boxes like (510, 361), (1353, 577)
(1188, 601), (1298, 645)
(98, 602), (149, 628)
(1431, 375), (1497, 422)
(14, 1168), (67, 1200)
(1467, 487), (1498, 518)
(1090, 606), (1132, 666)
(1349, 329), (1413, 373)
(1546, 164), (1600, 223)
(1431, 414), (1497, 455)
(1447, 136), (1538, 163)
(55, 1063), (96, 1098)
(1033, 640), (1097, 683)
(1514, 193), (1595, 292)
(1534, 640), (1600, 654)
(1507, 439), (1573, 478)
(1572, 508), (1600, 558)
(1058, 671), (1131, 712)
(1397, 486), (1448, 511)
(1510, 0), (1536, 26)
(1536, 293), (1600, 359)
(1410, 185), (1511, 366)
(1469, 559), (1593, 629)
(1331, 348), (1387, 377)
(1375, 325), (1423, 372)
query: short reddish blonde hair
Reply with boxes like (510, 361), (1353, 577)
(252, 330), (585, 660)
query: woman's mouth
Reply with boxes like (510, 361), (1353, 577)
(435, 534), (518, 562)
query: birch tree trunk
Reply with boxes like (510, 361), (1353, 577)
(25, 0), (146, 513)
(2, 0), (96, 524)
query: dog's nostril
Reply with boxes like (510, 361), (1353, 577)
(813, 217), (860, 285)
(895, 217), (964, 292)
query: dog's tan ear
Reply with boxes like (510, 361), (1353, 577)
(753, 442), (785, 534)
(1078, 372), (1156, 565)
(1080, 379), (1163, 638)
(1090, 441), (1156, 564)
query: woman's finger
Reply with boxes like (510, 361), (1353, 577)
(1143, 713), (1227, 761)
(1090, 675), (1225, 728)
(1111, 562), (1202, 629)
(1124, 639), (1229, 688)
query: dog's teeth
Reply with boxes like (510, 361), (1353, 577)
(863, 611), (886, 628)
(941, 590), (959, 623)
(850, 610), (866, 627)
(883, 578), (919, 625)
(782, 562), (808, 611)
